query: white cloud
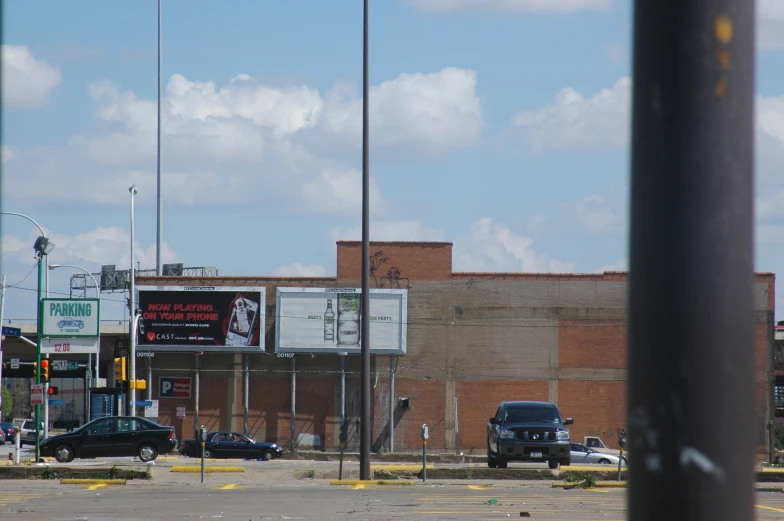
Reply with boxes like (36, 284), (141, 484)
(331, 220), (446, 242)
(406, 0), (612, 14)
(760, 0), (784, 49)
(5, 67), (483, 209)
(321, 67), (483, 152)
(274, 263), (329, 277)
(2, 45), (62, 109)
(512, 77), (631, 153)
(0, 226), (179, 269)
(301, 168), (386, 214)
(454, 217), (575, 272)
(575, 195), (623, 233)
(598, 259), (628, 272)
(1, 145), (14, 164)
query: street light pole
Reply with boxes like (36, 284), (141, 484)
(359, 0), (371, 481)
(129, 186), (138, 417)
(156, 0), (163, 277)
(1, 212), (53, 460)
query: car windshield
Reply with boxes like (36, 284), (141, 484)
(505, 407), (562, 424)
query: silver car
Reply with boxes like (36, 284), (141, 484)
(570, 442), (627, 465)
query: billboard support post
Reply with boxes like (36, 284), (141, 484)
(290, 356), (296, 453)
(360, 0), (371, 482)
(243, 354), (249, 436)
(193, 354), (200, 441)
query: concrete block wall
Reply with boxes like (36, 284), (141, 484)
(136, 241), (776, 459)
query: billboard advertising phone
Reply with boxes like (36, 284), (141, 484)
(137, 286), (266, 352)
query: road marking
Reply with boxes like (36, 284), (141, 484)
(757, 505), (784, 513)
(86, 484), (106, 491)
(218, 484), (240, 490)
(467, 485), (492, 489)
(171, 466), (245, 473)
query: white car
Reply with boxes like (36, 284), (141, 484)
(570, 442), (627, 465)
(12, 419), (44, 445)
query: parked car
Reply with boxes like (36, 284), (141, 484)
(570, 442), (626, 465)
(180, 432), (283, 460)
(0, 422), (15, 444)
(487, 400), (573, 470)
(40, 416), (177, 463)
(12, 419), (43, 445)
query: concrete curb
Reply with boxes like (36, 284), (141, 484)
(60, 479), (126, 485)
(330, 480), (416, 486)
(171, 466), (245, 473)
(552, 481), (627, 489)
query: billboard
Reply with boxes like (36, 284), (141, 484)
(40, 298), (100, 338)
(275, 287), (407, 355)
(136, 286), (266, 352)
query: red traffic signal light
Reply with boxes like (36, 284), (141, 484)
(40, 360), (50, 382)
(48, 386), (59, 396)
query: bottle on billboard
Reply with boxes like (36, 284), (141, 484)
(225, 296), (259, 347)
(324, 299), (335, 341)
(337, 293), (360, 346)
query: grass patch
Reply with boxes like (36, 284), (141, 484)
(562, 472), (597, 489)
(41, 466), (57, 480)
(373, 469), (400, 480)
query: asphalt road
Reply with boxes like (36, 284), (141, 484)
(0, 479), (783, 521)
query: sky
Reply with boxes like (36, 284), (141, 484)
(2, 0), (784, 323)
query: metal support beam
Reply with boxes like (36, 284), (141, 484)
(627, 1), (756, 520)
(290, 356), (296, 453)
(359, 0), (371, 482)
(193, 354), (200, 440)
(243, 354), (249, 436)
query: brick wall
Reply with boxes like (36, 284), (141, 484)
(337, 241), (453, 282)
(559, 320), (627, 369)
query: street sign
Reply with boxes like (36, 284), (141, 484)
(31, 384), (44, 405)
(52, 360), (68, 371)
(41, 338), (99, 354)
(67, 361), (79, 370)
(1, 326), (21, 337)
(49, 399), (64, 405)
(176, 406), (186, 419)
(159, 377), (192, 398)
(10, 358), (19, 369)
(137, 400), (153, 407)
(145, 399), (159, 419)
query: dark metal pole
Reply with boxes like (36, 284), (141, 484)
(155, 0), (163, 276)
(628, 1), (756, 521)
(359, 0), (371, 482)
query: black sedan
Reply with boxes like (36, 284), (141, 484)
(40, 416), (177, 463)
(180, 432), (283, 460)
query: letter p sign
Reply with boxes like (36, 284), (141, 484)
(159, 377), (174, 397)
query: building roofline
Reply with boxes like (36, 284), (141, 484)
(336, 241), (453, 246)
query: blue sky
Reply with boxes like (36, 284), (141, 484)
(3, 0), (784, 322)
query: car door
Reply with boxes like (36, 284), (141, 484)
(112, 418), (144, 456)
(489, 406), (503, 453)
(570, 443), (591, 463)
(79, 418), (117, 457)
(210, 433), (236, 458)
(230, 434), (257, 459)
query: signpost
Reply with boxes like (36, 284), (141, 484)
(144, 399), (159, 419)
(52, 360), (68, 371)
(49, 400), (64, 405)
(176, 406), (186, 419)
(31, 384), (44, 406)
(159, 377), (192, 398)
(10, 358), (19, 370)
(1, 326), (21, 337)
(41, 338), (99, 354)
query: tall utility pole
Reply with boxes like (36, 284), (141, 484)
(129, 186), (139, 416)
(359, 0), (371, 481)
(156, 0), (163, 277)
(627, 1), (755, 521)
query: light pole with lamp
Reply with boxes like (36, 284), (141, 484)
(1, 212), (54, 462)
(128, 186), (138, 416)
(48, 264), (101, 423)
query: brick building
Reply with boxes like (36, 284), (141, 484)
(130, 241), (776, 458)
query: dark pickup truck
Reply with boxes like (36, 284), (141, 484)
(487, 400), (573, 469)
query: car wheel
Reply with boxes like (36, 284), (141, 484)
(497, 457), (508, 469)
(203, 449), (214, 459)
(559, 457), (571, 467)
(138, 444), (158, 462)
(548, 459), (560, 470)
(54, 444), (75, 463)
(487, 445), (498, 468)
(261, 449), (275, 461)
(598, 459), (611, 464)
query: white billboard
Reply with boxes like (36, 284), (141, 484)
(275, 287), (407, 355)
(40, 298), (100, 338)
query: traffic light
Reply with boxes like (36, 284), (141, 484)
(130, 379), (147, 390)
(32, 361), (37, 379)
(48, 386), (59, 396)
(114, 357), (127, 382)
(40, 360), (50, 383)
